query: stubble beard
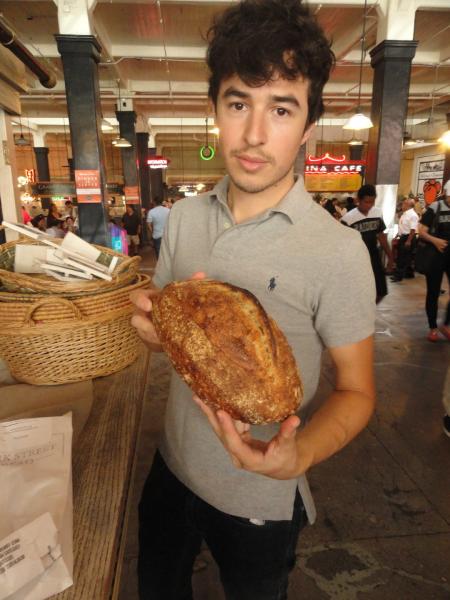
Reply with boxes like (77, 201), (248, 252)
(228, 155), (297, 195)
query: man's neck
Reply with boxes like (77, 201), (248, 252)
(227, 172), (295, 224)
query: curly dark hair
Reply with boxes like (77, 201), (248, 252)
(206, 0), (335, 126)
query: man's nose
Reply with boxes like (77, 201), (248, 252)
(243, 110), (267, 147)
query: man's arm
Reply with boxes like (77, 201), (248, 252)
(377, 232), (393, 269)
(195, 335), (375, 480)
(419, 223), (448, 253)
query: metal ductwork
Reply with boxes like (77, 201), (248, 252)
(0, 17), (56, 89)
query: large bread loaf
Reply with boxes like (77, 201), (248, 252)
(152, 279), (302, 424)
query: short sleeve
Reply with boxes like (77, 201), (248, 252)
(409, 212), (419, 229)
(146, 211), (153, 223)
(314, 234), (376, 348)
(378, 218), (387, 233)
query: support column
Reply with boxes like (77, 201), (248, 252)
(443, 112), (450, 188)
(115, 110), (142, 211)
(294, 144), (306, 180)
(33, 147), (50, 181)
(55, 34), (110, 246)
(349, 144), (364, 161)
(136, 132), (150, 209)
(0, 109), (21, 240)
(366, 40), (417, 229)
(148, 147), (164, 203)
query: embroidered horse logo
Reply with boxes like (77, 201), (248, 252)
(268, 277), (277, 291)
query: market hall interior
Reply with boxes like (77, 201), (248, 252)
(0, 0), (449, 599)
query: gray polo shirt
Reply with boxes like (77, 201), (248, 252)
(153, 176), (375, 522)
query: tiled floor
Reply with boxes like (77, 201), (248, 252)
(119, 248), (450, 599)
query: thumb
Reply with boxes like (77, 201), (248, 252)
(279, 415), (301, 441)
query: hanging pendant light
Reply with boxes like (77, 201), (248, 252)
(343, 0), (373, 131)
(15, 116), (30, 146)
(113, 79), (132, 148)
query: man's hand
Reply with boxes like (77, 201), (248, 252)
(194, 336), (375, 481)
(130, 271), (206, 351)
(433, 238), (448, 253)
(193, 395), (307, 480)
(130, 287), (163, 351)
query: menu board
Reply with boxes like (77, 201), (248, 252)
(304, 153), (365, 193)
(305, 172), (364, 192)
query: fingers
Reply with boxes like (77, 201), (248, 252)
(129, 288), (158, 312)
(189, 271), (207, 280)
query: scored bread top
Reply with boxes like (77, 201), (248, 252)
(152, 279), (302, 424)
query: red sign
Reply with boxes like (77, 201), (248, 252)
(75, 169), (102, 203)
(25, 169), (36, 183)
(124, 185), (140, 204)
(305, 153), (365, 174)
(147, 156), (170, 169)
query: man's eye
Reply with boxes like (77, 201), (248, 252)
(231, 102), (245, 111)
(275, 107), (289, 117)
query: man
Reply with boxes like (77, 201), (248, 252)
(131, 2), (376, 599)
(418, 178), (450, 342)
(122, 204), (141, 256)
(391, 198), (419, 282)
(146, 196), (170, 258)
(341, 184), (393, 303)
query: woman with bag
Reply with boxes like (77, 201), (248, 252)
(418, 180), (450, 342)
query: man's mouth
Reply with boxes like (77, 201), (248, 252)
(235, 154), (270, 171)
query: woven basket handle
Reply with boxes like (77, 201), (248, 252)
(24, 297), (83, 326)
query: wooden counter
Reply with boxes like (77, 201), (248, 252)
(56, 348), (150, 599)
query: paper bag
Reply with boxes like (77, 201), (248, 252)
(0, 414), (73, 599)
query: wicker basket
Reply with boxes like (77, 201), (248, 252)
(0, 296), (145, 385)
(0, 238), (141, 295)
(0, 273), (151, 325)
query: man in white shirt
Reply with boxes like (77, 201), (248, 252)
(146, 197), (170, 258)
(391, 198), (419, 282)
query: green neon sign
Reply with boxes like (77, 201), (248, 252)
(200, 145), (215, 161)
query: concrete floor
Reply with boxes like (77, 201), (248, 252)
(119, 246), (450, 600)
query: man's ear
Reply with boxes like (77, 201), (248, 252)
(300, 122), (315, 146)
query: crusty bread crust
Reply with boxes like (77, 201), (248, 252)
(152, 280), (302, 424)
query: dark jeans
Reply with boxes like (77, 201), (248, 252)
(138, 451), (308, 600)
(425, 252), (450, 329)
(153, 236), (162, 258)
(395, 235), (416, 279)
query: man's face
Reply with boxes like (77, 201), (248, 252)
(358, 196), (376, 215)
(214, 73), (313, 195)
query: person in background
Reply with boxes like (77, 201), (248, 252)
(48, 202), (62, 220)
(122, 204), (141, 257)
(146, 196), (170, 259)
(443, 366), (450, 437)
(418, 179), (450, 342)
(131, 2), (375, 598)
(63, 199), (78, 221)
(390, 198), (419, 282)
(341, 184), (394, 303)
(64, 216), (77, 235)
(46, 215), (65, 238)
(30, 214), (46, 232)
(345, 196), (356, 212)
(21, 205), (31, 225)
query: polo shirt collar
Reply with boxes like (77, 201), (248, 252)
(209, 175), (313, 224)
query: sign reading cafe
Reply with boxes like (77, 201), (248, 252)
(304, 153), (366, 192)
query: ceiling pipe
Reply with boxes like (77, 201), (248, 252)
(0, 17), (56, 88)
